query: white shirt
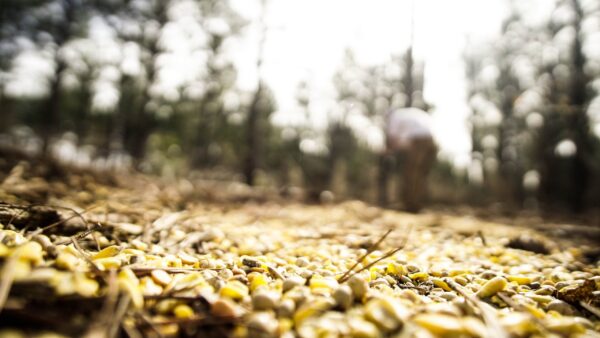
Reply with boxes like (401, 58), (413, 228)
(385, 107), (433, 150)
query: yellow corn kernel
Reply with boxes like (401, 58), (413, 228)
(0, 243), (9, 257)
(140, 277), (163, 296)
(386, 263), (407, 276)
(293, 298), (331, 325)
(92, 245), (120, 260)
(12, 259), (32, 280)
(309, 277), (338, 291)
(220, 281), (249, 300)
(250, 273), (269, 292)
(55, 252), (79, 271)
(431, 278), (452, 291)
(408, 272), (429, 282)
(13, 242), (43, 265)
(476, 277), (507, 298)
(94, 257), (122, 270)
(74, 273), (99, 297)
(178, 252), (198, 265)
(413, 313), (464, 335)
(174, 304), (195, 318)
(507, 275), (532, 285)
(151, 269), (172, 286)
(118, 268), (143, 309)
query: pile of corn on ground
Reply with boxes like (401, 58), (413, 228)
(0, 161), (599, 338)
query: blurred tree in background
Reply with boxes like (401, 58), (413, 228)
(467, 0), (600, 212)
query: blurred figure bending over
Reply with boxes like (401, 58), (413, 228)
(384, 107), (437, 212)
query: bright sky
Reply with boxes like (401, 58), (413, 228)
(231, 0), (508, 167)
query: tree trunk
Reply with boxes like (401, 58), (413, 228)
(0, 86), (13, 134)
(567, 0), (590, 212)
(244, 84), (263, 186)
(41, 59), (66, 156)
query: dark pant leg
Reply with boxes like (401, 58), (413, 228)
(402, 138), (436, 212)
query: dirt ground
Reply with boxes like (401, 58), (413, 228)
(0, 155), (599, 337)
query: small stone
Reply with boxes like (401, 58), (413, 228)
(178, 252), (198, 264)
(347, 274), (369, 301)
(349, 318), (379, 338)
(364, 298), (406, 331)
(277, 298), (296, 318)
(369, 278), (390, 287)
(479, 270), (497, 279)
(283, 276), (305, 293)
(554, 281), (571, 291)
(31, 234), (52, 250)
(535, 285), (555, 295)
(546, 300), (577, 316)
(299, 270), (313, 279)
(252, 290), (280, 311)
(440, 292), (457, 301)
(232, 267), (246, 275)
(151, 269), (172, 286)
(247, 312), (278, 337)
(333, 285), (353, 310)
(219, 269), (234, 280)
(296, 257), (309, 267)
(406, 264), (420, 273)
(211, 299), (243, 318)
(293, 298), (334, 325)
(243, 257), (261, 268)
(200, 228), (224, 242)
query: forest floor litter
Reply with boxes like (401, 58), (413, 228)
(0, 158), (599, 338)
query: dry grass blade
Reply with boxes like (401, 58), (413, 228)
(477, 230), (487, 246)
(580, 301), (600, 319)
(83, 270), (119, 338)
(7, 208), (28, 230)
(135, 312), (165, 338)
(341, 225), (413, 283)
(445, 278), (509, 338)
(497, 292), (550, 334)
(0, 255), (17, 314)
(71, 235), (105, 276)
(27, 204), (98, 238)
(122, 320), (144, 338)
(109, 294), (131, 338)
(130, 267), (225, 276)
(338, 228), (393, 283)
